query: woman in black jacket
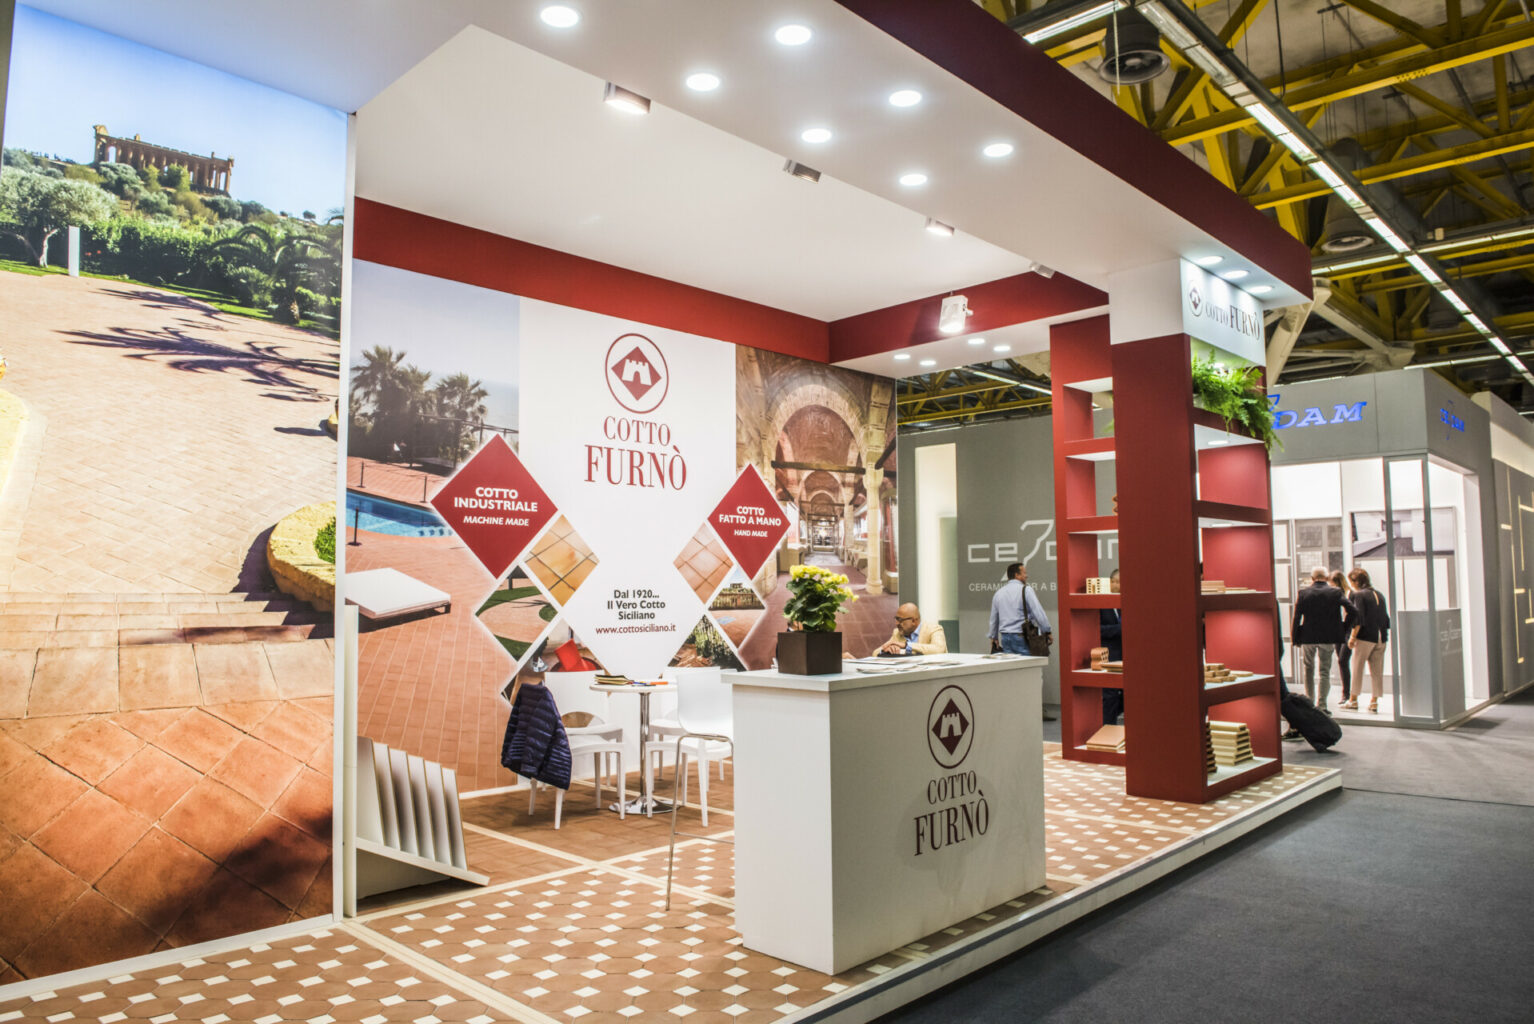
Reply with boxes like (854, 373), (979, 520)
(1343, 568), (1390, 713)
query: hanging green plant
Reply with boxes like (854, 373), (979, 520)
(1190, 356), (1282, 452)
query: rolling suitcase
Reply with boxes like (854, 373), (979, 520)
(1281, 690), (1342, 752)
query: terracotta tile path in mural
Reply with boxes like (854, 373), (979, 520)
(737, 553), (899, 667)
(0, 753), (1336, 1020)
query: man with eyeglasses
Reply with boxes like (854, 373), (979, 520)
(880, 603), (948, 655)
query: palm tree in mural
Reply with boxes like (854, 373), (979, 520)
(212, 222), (320, 323)
(351, 345), (432, 459)
(432, 372), (490, 462)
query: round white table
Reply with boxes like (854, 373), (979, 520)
(590, 682), (673, 815)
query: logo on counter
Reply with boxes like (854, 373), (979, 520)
(927, 685), (974, 769)
(606, 333), (669, 414)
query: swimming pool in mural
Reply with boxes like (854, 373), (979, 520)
(344, 491), (451, 537)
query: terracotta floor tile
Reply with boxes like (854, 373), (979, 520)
(0, 714), (84, 751)
(117, 613), (179, 629)
(32, 787), (152, 883)
(204, 700), (277, 734)
(0, 754), (89, 837)
(118, 627), (186, 646)
(45, 629), (120, 648)
(114, 706), (187, 742)
(194, 643), (278, 703)
(262, 641), (335, 700)
(155, 708), (244, 773)
(14, 889), (158, 979)
(28, 647), (118, 716)
(253, 700), (331, 761)
(0, 614), (56, 631)
(42, 716), (143, 785)
(118, 644), (201, 710)
(95, 827), (219, 935)
(210, 735), (302, 807)
(55, 614), (119, 630)
(164, 868), (289, 947)
(0, 650), (35, 718)
(0, 630), (51, 650)
(0, 730), (29, 780)
(0, 843), (88, 962)
(225, 812), (330, 909)
(270, 767), (332, 841)
(293, 855), (333, 920)
(160, 776), (264, 862)
(98, 744), (201, 819)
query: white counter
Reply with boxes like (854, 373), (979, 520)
(729, 653), (1048, 974)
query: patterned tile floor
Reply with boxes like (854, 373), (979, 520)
(525, 519), (598, 608)
(0, 754), (1336, 1022)
(673, 530), (731, 606)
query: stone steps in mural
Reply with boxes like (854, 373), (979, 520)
(0, 591), (332, 649)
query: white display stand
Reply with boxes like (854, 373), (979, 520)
(730, 653), (1047, 974)
(353, 735), (487, 897)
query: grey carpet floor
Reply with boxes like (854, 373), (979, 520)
(885, 688), (1534, 1022)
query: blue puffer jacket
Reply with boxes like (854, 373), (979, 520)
(501, 683), (572, 789)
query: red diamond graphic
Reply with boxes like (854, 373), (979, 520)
(611, 346), (660, 401)
(429, 435), (558, 579)
(706, 466), (790, 579)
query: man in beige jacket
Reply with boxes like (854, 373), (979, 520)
(881, 603), (949, 655)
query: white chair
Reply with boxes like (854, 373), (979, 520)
(647, 670), (731, 826)
(528, 711), (625, 828)
(665, 671), (734, 909)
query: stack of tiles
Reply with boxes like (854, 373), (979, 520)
(1085, 576), (1114, 594)
(1090, 646), (1110, 670)
(1086, 724), (1126, 753)
(1207, 720), (1254, 766)
(1200, 579), (1227, 593)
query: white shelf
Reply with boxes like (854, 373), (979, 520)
(1066, 376), (1114, 393)
(1206, 755), (1276, 786)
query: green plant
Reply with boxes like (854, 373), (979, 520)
(0, 168), (117, 266)
(159, 163), (191, 191)
(314, 517), (336, 564)
(1191, 355), (1281, 452)
(782, 563), (857, 633)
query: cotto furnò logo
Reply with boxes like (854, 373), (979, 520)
(1188, 285), (1203, 316)
(605, 333), (669, 414)
(928, 684), (974, 769)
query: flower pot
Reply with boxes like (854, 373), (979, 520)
(777, 630), (842, 675)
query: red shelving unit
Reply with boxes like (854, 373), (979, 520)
(1051, 318), (1282, 800)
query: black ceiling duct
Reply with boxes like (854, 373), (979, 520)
(1098, 8), (1170, 85)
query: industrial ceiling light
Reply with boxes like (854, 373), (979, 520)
(924, 217), (955, 237)
(1015, 0), (1128, 45)
(800, 127), (832, 144)
(1320, 199), (1374, 254)
(685, 72), (720, 92)
(540, 5), (580, 28)
(889, 89), (923, 107)
(939, 294), (971, 334)
(783, 159), (821, 183)
(982, 142), (1014, 158)
(603, 82), (650, 115)
(1099, 7), (1170, 84)
(775, 24), (812, 46)
(971, 367), (1051, 395)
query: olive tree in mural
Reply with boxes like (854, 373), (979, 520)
(0, 167), (116, 266)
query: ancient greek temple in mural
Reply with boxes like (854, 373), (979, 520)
(92, 124), (233, 193)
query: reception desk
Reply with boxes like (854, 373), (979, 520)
(729, 653), (1048, 974)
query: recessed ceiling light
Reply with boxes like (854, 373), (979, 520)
(1222, 269), (1249, 280)
(894, 353), (911, 361)
(685, 72), (720, 92)
(889, 89), (923, 107)
(924, 217), (954, 237)
(800, 127), (832, 144)
(603, 82), (651, 115)
(920, 359), (937, 367)
(540, 5), (580, 28)
(993, 344), (1011, 353)
(775, 24), (812, 45)
(1248, 284), (1273, 295)
(968, 336), (987, 346)
(982, 142), (1014, 158)
(1194, 255), (1223, 266)
(899, 172), (928, 187)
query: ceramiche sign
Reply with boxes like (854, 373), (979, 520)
(1180, 259), (1264, 365)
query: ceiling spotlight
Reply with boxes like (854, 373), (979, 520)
(939, 294), (971, 334)
(1025, 261), (1056, 278)
(894, 353), (911, 361)
(783, 159), (821, 183)
(800, 127), (832, 144)
(775, 24), (812, 45)
(983, 142), (1014, 158)
(924, 218), (954, 237)
(968, 336), (987, 346)
(1222, 269), (1249, 280)
(540, 5), (580, 28)
(1194, 255), (1223, 266)
(1249, 284), (1273, 295)
(889, 89), (923, 107)
(920, 359), (937, 367)
(685, 72), (720, 92)
(899, 172), (929, 187)
(993, 344), (1012, 353)
(603, 82), (651, 115)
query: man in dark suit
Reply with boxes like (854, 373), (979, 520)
(1291, 567), (1348, 713)
(1099, 569), (1123, 725)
